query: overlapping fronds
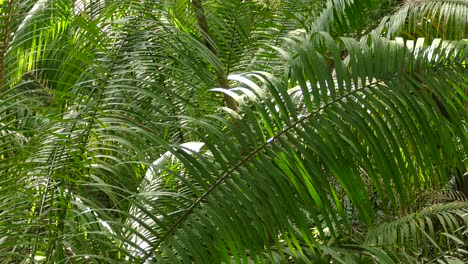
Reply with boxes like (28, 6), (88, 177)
(312, 0), (397, 36)
(375, 0), (468, 41)
(92, 34), (466, 262)
(365, 202), (468, 262)
(0, 0), (467, 263)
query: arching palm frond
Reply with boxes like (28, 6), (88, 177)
(0, 0), (466, 263)
(0, 0), (159, 262)
(312, 0), (397, 37)
(375, 0), (468, 41)
(365, 202), (468, 262)
(112, 34), (467, 263)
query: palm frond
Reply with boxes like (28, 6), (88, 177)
(119, 34), (467, 262)
(375, 0), (468, 41)
(366, 202), (468, 262)
(312, 0), (397, 37)
(0, 0), (467, 263)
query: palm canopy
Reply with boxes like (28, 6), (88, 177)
(0, 0), (467, 263)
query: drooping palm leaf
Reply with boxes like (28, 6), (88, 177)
(116, 34), (467, 263)
(0, 0), (467, 263)
(375, 0), (468, 41)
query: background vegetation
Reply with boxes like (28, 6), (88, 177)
(0, 0), (467, 263)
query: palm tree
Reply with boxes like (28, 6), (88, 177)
(0, 0), (467, 263)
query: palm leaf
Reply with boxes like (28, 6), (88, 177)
(117, 34), (467, 262)
(365, 202), (468, 262)
(375, 0), (468, 41)
(0, 0), (467, 263)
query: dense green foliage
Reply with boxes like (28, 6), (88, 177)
(0, 0), (467, 263)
